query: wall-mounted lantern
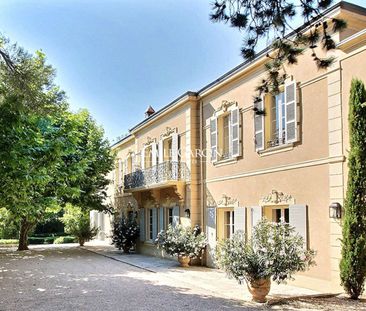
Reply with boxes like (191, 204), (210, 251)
(184, 208), (191, 218)
(329, 202), (342, 219)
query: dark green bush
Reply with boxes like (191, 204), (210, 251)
(28, 236), (55, 244)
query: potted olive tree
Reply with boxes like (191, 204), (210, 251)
(216, 219), (316, 303)
(155, 224), (207, 267)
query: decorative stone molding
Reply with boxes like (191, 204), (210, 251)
(217, 100), (237, 113)
(217, 194), (239, 208)
(143, 136), (156, 147)
(160, 126), (177, 139)
(260, 190), (295, 206)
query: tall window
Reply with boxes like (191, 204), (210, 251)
(222, 114), (230, 159)
(224, 211), (235, 239)
(149, 209), (153, 240)
(144, 146), (152, 169)
(163, 138), (172, 161)
(167, 208), (173, 226)
(269, 207), (289, 223)
(264, 206), (290, 223)
(127, 156), (133, 173)
(268, 90), (285, 148)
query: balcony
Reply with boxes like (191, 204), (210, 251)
(124, 161), (190, 191)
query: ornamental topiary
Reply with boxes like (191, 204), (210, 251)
(340, 78), (366, 300)
(112, 213), (140, 253)
(155, 225), (207, 259)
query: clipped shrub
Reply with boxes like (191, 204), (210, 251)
(54, 236), (77, 244)
(340, 78), (366, 299)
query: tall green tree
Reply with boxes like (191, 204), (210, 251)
(210, 0), (346, 98)
(340, 79), (366, 299)
(0, 38), (114, 250)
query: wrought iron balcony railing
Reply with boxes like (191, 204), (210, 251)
(124, 161), (190, 190)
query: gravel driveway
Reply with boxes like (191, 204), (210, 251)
(0, 245), (255, 311)
(0, 245), (365, 311)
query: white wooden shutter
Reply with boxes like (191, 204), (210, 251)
(251, 206), (262, 232)
(159, 207), (164, 231)
(234, 206), (246, 234)
(172, 206), (180, 227)
(210, 117), (218, 162)
(230, 107), (241, 157)
(141, 148), (145, 170)
(285, 80), (298, 143)
(171, 133), (179, 163)
(118, 159), (122, 188)
(139, 209), (145, 241)
(254, 97), (265, 151)
(152, 208), (158, 239)
(206, 207), (217, 255)
(132, 154), (136, 172)
(151, 143), (157, 167)
(289, 204), (307, 248)
(158, 140), (164, 164)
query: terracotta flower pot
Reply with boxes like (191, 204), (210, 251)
(178, 255), (190, 267)
(247, 278), (271, 303)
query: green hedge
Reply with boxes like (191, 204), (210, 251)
(53, 236), (77, 244)
(28, 236), (55, 244)
(0, 239), (18, 245)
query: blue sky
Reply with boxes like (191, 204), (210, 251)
(0, 0), (364, 141)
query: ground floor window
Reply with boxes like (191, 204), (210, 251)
(224, 210), (234, 239)
(264, 206), (289, 223)
(167, 208), (173, 226)
(148, 209), (153, 240)
(217, 208), (235, 240)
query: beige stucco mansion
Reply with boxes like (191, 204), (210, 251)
(91, 2), (366, 292)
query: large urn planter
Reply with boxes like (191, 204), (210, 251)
(178, 255), (190, 267)
(247, 278), (271, 303)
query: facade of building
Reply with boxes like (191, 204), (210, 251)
(93, 2), (366, 292)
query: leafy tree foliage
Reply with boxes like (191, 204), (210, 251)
(0, 37), (114, 250)
(340, 79), (366, 300)
(210, 0), (346, 97)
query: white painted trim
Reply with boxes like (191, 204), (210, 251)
(205, 155), (345, 184)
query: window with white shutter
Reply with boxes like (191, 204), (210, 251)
(118, 159), (122, 188)
(141, 147), (145, 170)
(139, 209), (145, 241)
(230, 107), (241, 157)
(172, 206), (180, 227)
(234, 206), (246, 234)
(158, 140), (164, 164)
(151, 142), (157, 167)
(210, 117), (218, 162)
(251, 206), (262, 232)
(171, 133), (179, 163)
(152, 208), (158, 240)
(289, 204), (307, 248)
(285, 80), (298, 143)
(159, 207), (164, 231)
(254, 98), (264, 151)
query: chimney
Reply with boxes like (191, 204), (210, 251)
(145, 105), (155, 118)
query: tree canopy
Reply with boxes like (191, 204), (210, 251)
(210, 0), (346, 97)
(0, 37), (114, 250)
